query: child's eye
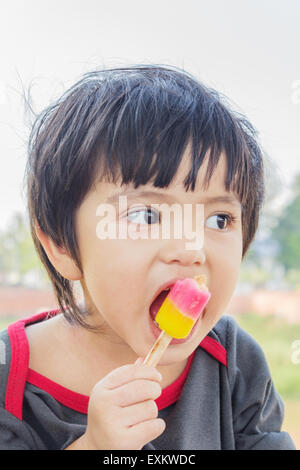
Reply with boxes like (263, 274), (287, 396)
(127, 207), (160, 225)
(205, 214), (235, 230)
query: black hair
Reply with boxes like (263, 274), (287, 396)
(25, 64), (264, 328)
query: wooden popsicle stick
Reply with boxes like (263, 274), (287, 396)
(143, 330), (172, 367)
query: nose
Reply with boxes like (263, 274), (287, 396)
(162, 238), (206, 267)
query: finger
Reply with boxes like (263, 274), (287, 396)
(119, 400), (159, 427)
(128, 418), (166, 448)
(134, 357), (144, 365)
(102, 363), (162, 390)
(111, 379), (162, 407)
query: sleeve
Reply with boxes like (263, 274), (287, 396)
(226, 317), (296, 450)
(0, 407), (38, 450)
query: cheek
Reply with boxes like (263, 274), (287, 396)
(74, 200), (149, 318)
(208, 232), (243, 314)
(84, 238), (151, 276)
(79, 237), (153, 313)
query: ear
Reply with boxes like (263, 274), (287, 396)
(35, 223), (83, 281)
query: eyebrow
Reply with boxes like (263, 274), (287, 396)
(105, 190), (175, 205)
(201, 195), (241, 208)
(104, 189), (241, 208)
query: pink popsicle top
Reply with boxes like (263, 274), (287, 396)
(168, 278), (211, 319)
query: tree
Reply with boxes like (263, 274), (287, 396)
(0, 212), (49, 287)
(272, 174), (300, 272)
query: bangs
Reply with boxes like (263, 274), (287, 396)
(30, 65), (262, 218)
(84, 66), (257, 208)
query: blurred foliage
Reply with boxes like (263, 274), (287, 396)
(238, 172), (300, 289)
(285, 269), (300, 291)
(239, 264), (272, 288)
(0, 212), (48, 287)
(272, 175), (300, 272)
(234, 313), (300, 401)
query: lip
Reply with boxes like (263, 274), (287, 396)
(147, 275), (208, 345)
(149, 278), (185, 310)
(149, 275), (209, 310)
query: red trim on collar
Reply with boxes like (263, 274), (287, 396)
(26, 368), (89, 414)
(26, 350), (196, 415)
(5, 310), (227, 420)
(5, 310), (60, 420)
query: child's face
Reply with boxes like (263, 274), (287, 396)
(75, 148), (243, 364)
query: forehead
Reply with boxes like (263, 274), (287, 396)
(171, 148), (228, 192)
(95, 150), (240, 210)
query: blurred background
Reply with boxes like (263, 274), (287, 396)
(0, 0), (299, 448)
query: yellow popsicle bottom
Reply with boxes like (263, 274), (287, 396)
(155, 297), (196, 339)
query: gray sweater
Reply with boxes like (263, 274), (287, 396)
(0, 311), (296, 450)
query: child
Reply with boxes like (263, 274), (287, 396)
(0, 65), (296, 450)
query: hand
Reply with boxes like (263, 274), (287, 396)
(80, 358), (166, 450)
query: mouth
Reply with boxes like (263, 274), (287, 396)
(149, 288), (171, 327)
(148, 279), (204, 344)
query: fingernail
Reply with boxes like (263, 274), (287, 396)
(134, 357), (143, 365)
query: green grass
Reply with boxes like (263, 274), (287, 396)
(282, 400), (300, 449)
(232, 313), (300, 401)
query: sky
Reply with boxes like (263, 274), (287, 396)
(0, 0), (299, 230)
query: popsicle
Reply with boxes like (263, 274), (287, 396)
(143, 275), (211, 367)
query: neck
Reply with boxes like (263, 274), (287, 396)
(63, 316), (188, 389)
